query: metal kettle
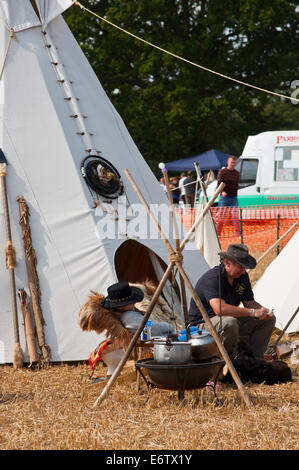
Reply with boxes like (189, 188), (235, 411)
(187, 323), (219, 361)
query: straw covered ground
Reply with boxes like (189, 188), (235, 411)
(0, 356), (298, 450)
(0, 248), (298, 451)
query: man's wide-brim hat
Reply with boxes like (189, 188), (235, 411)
(102, 282), (144, 309)
(218, 243), (256, 269)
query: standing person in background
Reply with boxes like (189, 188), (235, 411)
(169, 177), (180, 205)
(184, 171), (196, 207)
(179, 172), (187, 205)
(216, 156), (240, 236)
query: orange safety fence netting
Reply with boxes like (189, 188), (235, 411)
(176, 204), (299, 259)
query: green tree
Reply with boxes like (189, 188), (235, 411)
(64, 1), (299, 176)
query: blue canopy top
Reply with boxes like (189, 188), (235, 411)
(164, 149), (230, 172)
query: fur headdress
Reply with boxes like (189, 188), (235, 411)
(78, 291), (134, 349)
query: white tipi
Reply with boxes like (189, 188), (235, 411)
(253, 228), (299, 334)
(0, 0), (209, 363)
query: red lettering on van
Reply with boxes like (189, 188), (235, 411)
(277, 136), (299, 144)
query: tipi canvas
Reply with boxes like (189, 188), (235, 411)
(0, 0), (208, 363)
(253, 228), (299, 333)
(194, 196), (221, 268)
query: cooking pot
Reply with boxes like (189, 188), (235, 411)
(189, 330), (218, 361)
(153, 338), (191, 364)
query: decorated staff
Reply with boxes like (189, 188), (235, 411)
(17, 195), (51, 363)
(0, 148), (24, 368)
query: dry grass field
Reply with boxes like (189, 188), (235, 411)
(0, 357), (298, 451)
(1, 248), (298, 451)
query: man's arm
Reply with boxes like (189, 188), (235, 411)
(243, 299), (262, 309)
(209, 298), (271, 320)
(217, 170), (223, 188)
(217, 169), (227, 197)
(243, 300), (272, 319)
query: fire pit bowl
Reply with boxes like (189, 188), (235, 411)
(135, 357), (224, 391)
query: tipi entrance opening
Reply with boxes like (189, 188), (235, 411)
(114, 239), (181, 309)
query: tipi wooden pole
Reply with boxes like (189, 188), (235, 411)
(125, 170), (223, 257)
(93, 261), (175, 407)
(125, 170), (175, 254)
(179, 182), (225, 252)
(0, 150), (24, 369)
(0, 29), (17, 80)
(194, 162), (207, 199)
(163, 169), (190, 337)
(272, 306), (299, 349)
(125, 172), (251, 408)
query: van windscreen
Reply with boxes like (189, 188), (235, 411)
(235, 159), (258, 189)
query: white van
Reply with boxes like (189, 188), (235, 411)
(207, 131), (299, 207)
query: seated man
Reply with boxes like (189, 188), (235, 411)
(188, 244), (276, 358)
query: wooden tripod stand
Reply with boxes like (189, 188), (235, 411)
(93, 169), (251, 408)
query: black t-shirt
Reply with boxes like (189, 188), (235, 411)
(188, 264), (254, 322)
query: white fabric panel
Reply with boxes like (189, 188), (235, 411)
(0, 0), (72, 31)
(36, 0), (73, 27)
(0, 0), (40, 31)
(194, 197), (221, 268)
(253, 229), (299, 333)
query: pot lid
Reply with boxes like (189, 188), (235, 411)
(153, 339), (190, 346)
(191, 331), (212, 339)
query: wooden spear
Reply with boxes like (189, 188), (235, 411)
(163, 168), (190, 337)
(0, 149), (24, 369)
